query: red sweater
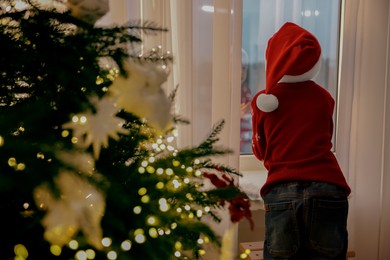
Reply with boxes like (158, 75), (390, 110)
(251, 81), (351, 196)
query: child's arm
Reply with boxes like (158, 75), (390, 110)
(251, 92), (266, 161)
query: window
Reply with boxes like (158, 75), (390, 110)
(240, 0), (342, 154)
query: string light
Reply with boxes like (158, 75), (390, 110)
(134, 229), (146, 244)
(50, 245), (62, 256)
(138, 187), (147, 196)
(75, 250), (87, 260)
(85, 249), (95, 259)
(159, 198), (169, 212)
(146, 216), (157, 226)
(14, 244), (28, 259)
(101, 237), (112, 247)
(133, 206), (142, 214)
(148, 228), (158, 238)
(0, 135), (4, 146)
(69, 240), (79, 250)
(107, 251), (117, 260)
(165, 168), (173, 176)
(141, 195), (150, 203)
(156, 182), (164, 189)
(61, 130), (69, 137)
(121, 240), (132, 251)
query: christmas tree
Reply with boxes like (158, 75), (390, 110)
(0, 1), (253, 259)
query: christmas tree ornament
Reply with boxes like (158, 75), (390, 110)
(56, 151), (95, 176)
(109, 60), (173, 132)
(34, 171), (105, 249)
(66, 0), (109, 24)
(62, 96), (128, 159)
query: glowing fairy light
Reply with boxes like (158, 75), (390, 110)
(107, 251), (117, 260)
(175, 241), (182, 250)
(184, 205), (191, 211)
(61, 130), (69, 137)
(158, 229), (165, 235)
(141, 195), (150, 203)
(156, 168), (164, 175)
(72, 115), (79, 123)
(121, 240), (132, 251)
(185, 193), (193, 200)
(146, 216), (157, 225)
(14, 244), (28, 259)
(186, 167), (193, 172)
(165, 168), (173, 175)
(75, 250), (87, 260)
(195, 170), (202, 176)
(23, 203), (29, 210)
(172, 160), (180, 167)
(174, 251), (181, 257)
(156, 182), (164, 189)
(149, 228), (158, 238)
(196, 210), (203, 218)
(69, 240), (79, 250)
(146, 166), (155, 173)
(183, 178), (190, 184)
(101, 237), (112, 247)
(198, 249), (206, 255)
(79, 116), (87, 124)
(16, 163), (25, 171)
(0, 135), (4, 146)
(71, 137), (78, 144)
(171, 223), (177, 229)
(172, 179), (181, 189)
(138, 167), (145, 174)
(197, 238), (204, 244)
(159, 198), (169, 212)
(204, 206), (210, 212)
(8, 157), (16, 167)
(141, 161), (148, 167)
(36, 153), (45, 159)
(133, 206), (142, 214)
(135, 234), (145, 244)
(138, 187), (147, 196)
(50, 245), (62, 256)
(85, 249), (95, 259)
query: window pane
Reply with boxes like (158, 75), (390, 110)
(240, 0), (341, 154)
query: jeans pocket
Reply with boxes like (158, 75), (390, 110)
(265, 201), (300, 257)
(309, 198), (348, 257)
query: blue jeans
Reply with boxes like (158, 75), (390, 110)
(262, 182), (349, 260)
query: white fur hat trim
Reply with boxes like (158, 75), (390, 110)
(256, 93), (279, 112)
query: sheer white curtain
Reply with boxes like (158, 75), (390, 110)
(106, 0), (243, 258)
(107, 0), (242, 165)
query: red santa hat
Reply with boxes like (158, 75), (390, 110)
(256, 22), (322, 112)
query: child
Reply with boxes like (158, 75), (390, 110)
(251, 22), (351, 259)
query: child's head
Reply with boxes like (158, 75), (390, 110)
(256, 22), (321, 113)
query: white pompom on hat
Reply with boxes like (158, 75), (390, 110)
(257, 22), (322, 112)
